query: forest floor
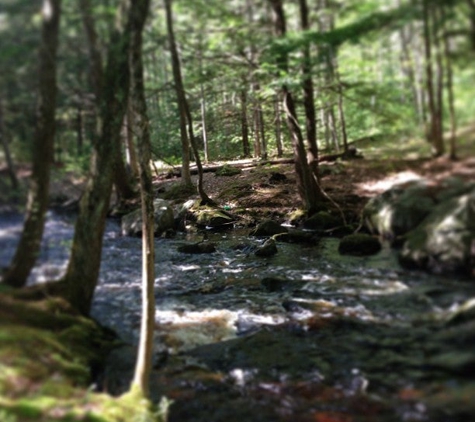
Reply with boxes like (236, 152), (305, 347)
(155, 133), (475, 226)
(1, 134), (475, 223)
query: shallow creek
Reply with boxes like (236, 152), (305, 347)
(1, 211), (475, 422)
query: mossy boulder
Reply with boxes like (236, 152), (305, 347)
(121, 198), (174, 237)
(249, 220), (288, 237)
(399, 188), (475, 276)
(196, 208), (234, 229)
(215, 165), (242, 177)
(362, 178), (474, 242)
(338, 233), (382, 256)
(0, 295), (158, 422)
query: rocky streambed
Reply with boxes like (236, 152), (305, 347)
(1, 206), (475, 421)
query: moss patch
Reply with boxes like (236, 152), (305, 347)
(0, 294), (166, 422)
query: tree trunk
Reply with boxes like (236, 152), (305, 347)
(62, 2), (133, 315)
(240, 87), (251, 157)
(268, 0), (325, 214)
(422, 0), (445, 156)
(299, 0), (319, 177)
(200, 82), (209, 163)
(0, 100), (18, 189)
(468, 0), (475, 51)
(274, 94), (283, 157)
(440, 5), (457, 159)
(80, 0), (137, 201)
(164, 0), (192, 186)
(128, 0), (154, 398)
(2, 0), (61, 288)
(164, 0), (212, 205)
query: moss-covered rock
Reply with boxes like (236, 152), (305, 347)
(338, 233), (382, 256)
(399, 188), (475, 276)
(0, 294), (167, 422)
(249, 220), (288, 237)
(121, 199), (174, 237)
(215, 165), (242, 177)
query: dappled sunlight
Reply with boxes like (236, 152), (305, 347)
(356, 170), (422, 195)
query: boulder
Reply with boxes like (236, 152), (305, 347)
(177, 242), (217, 254)
(250, 220), (288, 237)
(362, 179), (435, 241)
(121, 199), (174, 237)
(363, 177), (474, 242)
(338, 233), (382, 256)
(255, 238), (278, 257)
(196, 209), (234, 229)
(399, 188), (475, 276)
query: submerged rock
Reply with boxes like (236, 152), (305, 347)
(121, 198), (174, 237)
(254, 238), (278, 257)
(177, 242), (217, 254)
(338, 233), (382, 256)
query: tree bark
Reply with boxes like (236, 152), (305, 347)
(240, 87), (251, 157)
(2, 0), (61, 288)
(468, 0), (475, 51)
(80, 0), (137, 201)
(440, 4), (457, 159)
(274, 94), (283, 157)
(0, 100), (18, 189)
(128, 0), (154, 398)
(164, 0), (212, 205)
(164, 0), (192, 186)
(422, 0), (445, 156)
(268, 0), (325, 214)
(299, 0), (319, 176)
(62, 2), (133, 315)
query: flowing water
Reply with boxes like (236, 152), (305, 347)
(1, 211), (475, 422)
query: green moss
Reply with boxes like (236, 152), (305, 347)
(215, 164), (242, 177)
(0, 295), (167, 422)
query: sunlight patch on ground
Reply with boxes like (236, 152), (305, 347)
(356, 170), (422, 194)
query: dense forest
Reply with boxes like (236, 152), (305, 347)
(1, 0), (475, 421)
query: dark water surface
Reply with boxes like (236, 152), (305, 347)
(1, 211), (475, 422)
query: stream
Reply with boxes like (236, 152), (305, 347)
(1, 210), (475, 422)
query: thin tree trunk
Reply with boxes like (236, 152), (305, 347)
(2, 0), (61, 288)
(0, 100), (18, 189)
(274, 94), (283, 157)
(441, 5), (457, 159)
(398, 16), (424, 124)
(164, 0), (212, 204)
(164, 0), (192, 186)
(422, 0), (445, 156)
(200, 82), (209, 163)
(240, 87), (251, 157)
(299, 0), (319, 177)
(468, 0), (475, 51)
(128, 0), (154, 398)
(268, 0), (325, 214)
(124, 103), (139, 177)
(62, 2), (133, 315)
